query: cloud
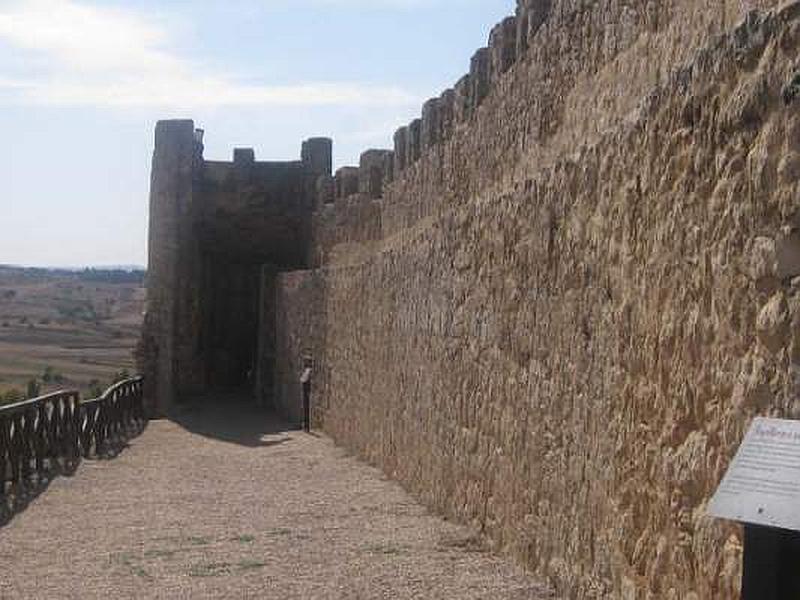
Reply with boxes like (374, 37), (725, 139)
(0, 0), (419, 109)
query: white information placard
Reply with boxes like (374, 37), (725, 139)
(708, 417), (800, 532)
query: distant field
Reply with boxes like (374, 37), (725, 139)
(0, 266), (145, 400)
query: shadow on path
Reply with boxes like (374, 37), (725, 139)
(0, 465), (69, 528)
(1, 424), (144, 529)
(167, 393), (297, 448)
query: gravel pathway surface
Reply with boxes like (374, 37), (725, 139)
(0, 400), (554, 599)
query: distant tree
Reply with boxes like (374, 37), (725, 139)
(2, 289), (16, 300)
(1, 388), (24, 405)
(88, 379), (104, 399)
(112, 369), (131, 384)
(26, 378), (41, 399)
(78, 269), (145, 285)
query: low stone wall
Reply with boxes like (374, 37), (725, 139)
(310, 7), (800, 598)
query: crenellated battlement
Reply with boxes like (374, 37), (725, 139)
(319, 2), (556, 207)
(299, 0), (565, 240)
(369, 1), (552, 181)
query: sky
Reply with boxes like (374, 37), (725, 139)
(0, 0), (514, 268)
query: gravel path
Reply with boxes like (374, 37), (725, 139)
(0, 400), (554, 599)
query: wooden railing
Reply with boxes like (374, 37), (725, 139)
(80, 377), (146, 457)
(0, 377), (145, 512)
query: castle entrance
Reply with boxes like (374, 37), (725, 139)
(200, 257), (261, 391)
(143, 122), (330, 415)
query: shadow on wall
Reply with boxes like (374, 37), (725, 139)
(168, 393), (298, 448)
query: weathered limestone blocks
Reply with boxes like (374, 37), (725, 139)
(376, 13), (524, 179)
(233, 147), (255, 183)
(143, 119), (202, 414)
(358, 149), (393, 199)
(749, 229), (800, 292)
(377, 0), (798, 221)
(315, 174), (335, 206)
(272, 270), (323, 425)
(407, 119), (422, 166)
(143, 120), (196, 413)
(757, 292), (789, 353)
(490, 16), (518, 80)
(302, 137), (333, 177)
(438, 89), (455, 141)
(421, 99), (440, 150)
(143, 2), (799, 599)
(454, 75), (472, 124)
(334, 166), (359, 200)
(515, 0), (551, 56)
(381, 16), (520, 179)
(310, 4), (799, 599)
(469, 48), (491, 108)
(776, 229), (800, 280)
(393, 126), (408, 175)
(233, 147), (255, 163)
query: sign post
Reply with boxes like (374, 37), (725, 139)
(708, 418), (800, 599)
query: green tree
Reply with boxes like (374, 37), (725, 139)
(112, 369), (131, 384)
(1, 388), (24, 405)
(42, 366), (65, 385)
(26, 378), (41, 399)
(88, 379), (104, 399)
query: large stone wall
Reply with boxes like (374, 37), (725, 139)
(315, 0), (789, 253)
(142, 120), (198, 414)
(144, 0), (800, 596)
(271, 270), (325, 424)
(295, 2), (800, 598)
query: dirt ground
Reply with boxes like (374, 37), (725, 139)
(0, 401), (555, 599)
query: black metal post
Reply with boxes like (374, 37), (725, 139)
(302, 380), (311, 432)
(742, 524), (800, 599)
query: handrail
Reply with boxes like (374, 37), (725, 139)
(0, 390), (81, 415)
(0, 377), (146, 514)
(85, 376), (143, 404)
(79, 376), (145, 458)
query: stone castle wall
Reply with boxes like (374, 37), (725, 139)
(314, 0), (788, 260)
(143, 127), (332, 414)
(144, 0), (800, 596)
(272, 270), (325, 424)
(287, 1), (800, 598)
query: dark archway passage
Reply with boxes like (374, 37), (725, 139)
(200, 257), (261, 391)
(192, 158), (312, 403)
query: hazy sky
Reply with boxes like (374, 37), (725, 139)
(1, 0), (513, 268)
